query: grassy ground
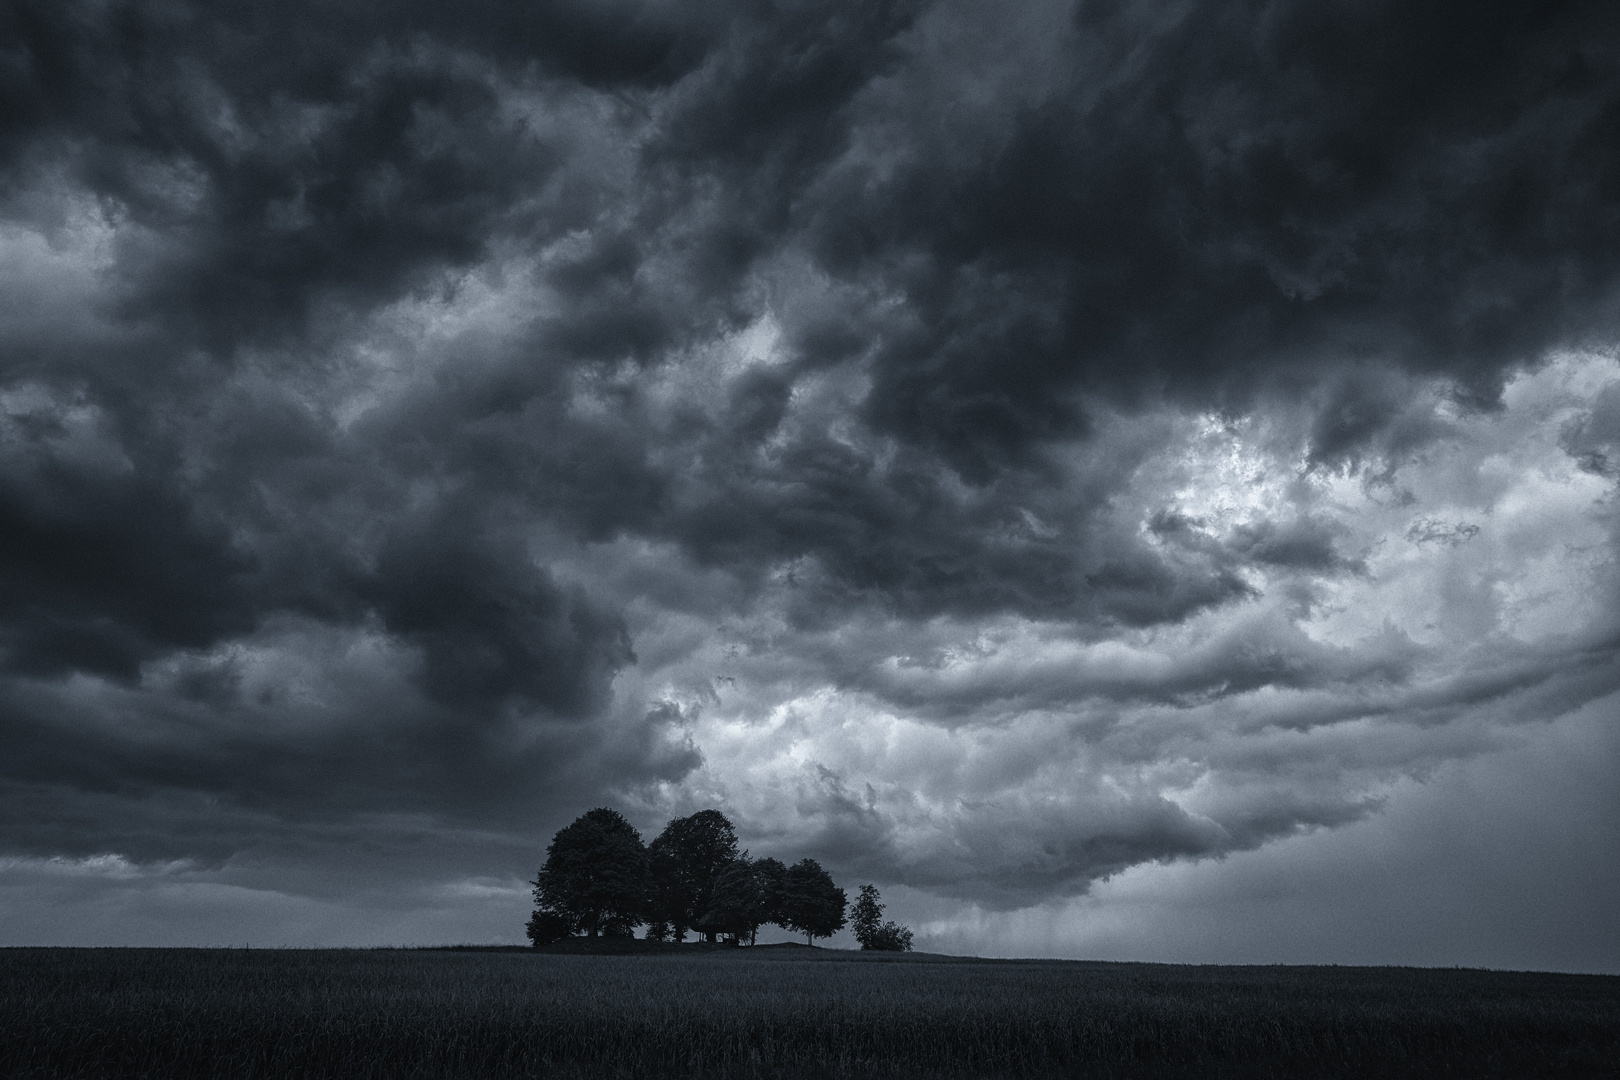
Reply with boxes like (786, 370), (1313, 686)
(2, 944), (1616, 1078)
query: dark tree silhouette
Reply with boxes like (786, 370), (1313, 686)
(851, 883), (884, 945)
(649, 809), (740, 943)
(851, 883), (914, 951)
(532, 808), (647, 939)
(778, 858), (847, 946)
(642, 841), (688, 942)
(525, 910), (573, 947)
(752, 856), (788, 943)
(701, 857), (772, 944)
(528, 805), (855, 948)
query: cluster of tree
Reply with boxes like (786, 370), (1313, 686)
(528, 807), (910, 950)
(851, 884), (915, 952)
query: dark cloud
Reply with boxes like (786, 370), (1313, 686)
(0, 0), (702, 368)
(2, 0), (1619, 954)
(365, 516), (633, 715)
(0, 620), (691, 873)
(815, 0), (1620, 469)
(1227, 516), (1359, 574)
(0, 396), (257, 679)
(825, 789), (1231, 907)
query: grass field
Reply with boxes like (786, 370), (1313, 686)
(2, 944), (1617, 1078)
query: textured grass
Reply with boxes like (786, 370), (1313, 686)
(2, 945), (1616, 1078)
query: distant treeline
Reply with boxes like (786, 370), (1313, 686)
(529, 808), (913, 950)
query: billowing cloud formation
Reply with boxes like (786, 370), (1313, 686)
(651, 353), (1620, 908)
(2, 0), (1619, 958)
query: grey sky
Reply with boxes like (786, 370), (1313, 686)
(2, 0), (1618, 971)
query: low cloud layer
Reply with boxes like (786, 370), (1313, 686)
(2, 0), (1619, 966)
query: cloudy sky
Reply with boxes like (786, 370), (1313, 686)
(3, 0), (1618, 972)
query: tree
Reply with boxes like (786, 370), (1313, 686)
(701, 857), (770, 945)
(850, 884), (884, 945)
(751, 856), (788, 944)
(851, 883), (914, 952)
(525, 910), (572, 947)
(643, 842), (690, 941)
(532, 808), (647, 939)
(649, 809), (740, 943)
(778, 858), (847, 946)
(874, 921), (914, 951)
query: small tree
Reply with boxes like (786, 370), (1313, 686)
(873, 922), (914, 951)
(778, 858), (847, 946)
(532, 808), (648, 939)
(851, 884), (883, 944)
(851, 883), (914, 951)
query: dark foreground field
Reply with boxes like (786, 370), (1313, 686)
(3, 945), (1617, 1079)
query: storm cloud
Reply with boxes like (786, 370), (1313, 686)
(2, 0), (1618, 964)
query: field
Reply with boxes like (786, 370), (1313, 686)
(3, 945), (1617, 1078)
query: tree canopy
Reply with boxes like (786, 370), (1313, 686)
(648, 809), (740, 943)
(530, 807), (647, 940)
(778, 858), (848, 946)
(751, 856), (788, 939)
(699, 857), (768, 944)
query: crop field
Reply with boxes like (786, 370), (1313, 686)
(2, 945), (1617, 1078)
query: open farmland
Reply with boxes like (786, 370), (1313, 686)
(2, 945), (1617, 1078)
